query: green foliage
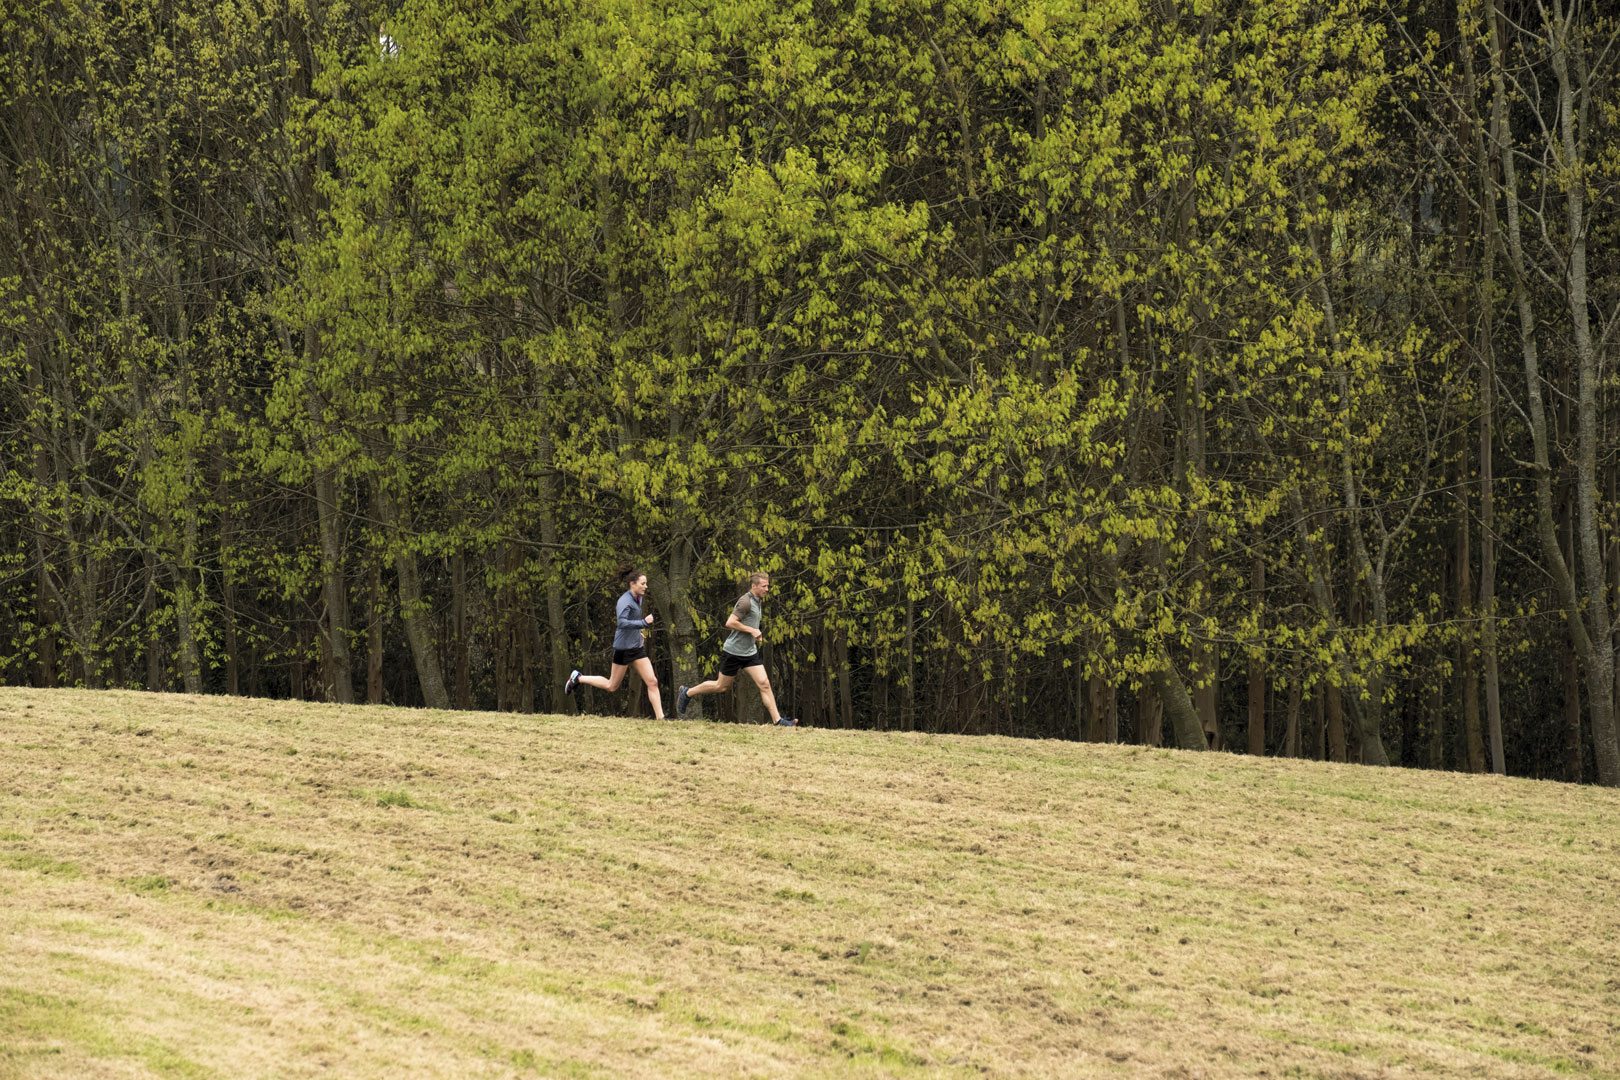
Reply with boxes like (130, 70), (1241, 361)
(5, 0), (1616, 775)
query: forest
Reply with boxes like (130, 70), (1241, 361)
(3, 0), (1619, 784)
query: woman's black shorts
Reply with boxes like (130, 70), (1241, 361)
(612, 646), (648, 666)
(718, 651), (763, 677)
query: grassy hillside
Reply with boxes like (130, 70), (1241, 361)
(2, 688), (1617, 1078)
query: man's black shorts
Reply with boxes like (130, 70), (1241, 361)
(613, 646), (648, 666)
(718, 651), (763, 677)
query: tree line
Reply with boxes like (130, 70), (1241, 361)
(3, 0), (1619, 784)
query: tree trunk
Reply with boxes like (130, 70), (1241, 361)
(22, 337), (61, 687)
(1283, 674), (1301, 758)
(1139, 682), (1163, 747)
(835, 627), (854, 729)
(1428, 677), (1446, 770)
(372, 479), (448, 709)
(1326, 685), (1347, 763)
(902, 593), (916, 731)
(1150, 647), (1210, 751)
(214, 444), (240, 696)
(1248, 557), (1266, 756)
(815, 621), (836, 729)
(143, 556), (163, 691)
(34, 559), (57, 687)
(1086, 672), (1105, 742)
(1074, 643), (1087, 740)
(304, 347), (354, 704)
(1563, 643), (1584, 783)
(1546, 3), (1620, 786)
(1457, 453), (1485, 772)
(173, 528), (203, 693)
(368, 562), (384, 704)
(1194, 643), (1219, 749)
(1460, 6), (1506, 774)
(874, 666), (891, 731)
(518, 564), (539, 713)
(1311, 687), (1325, 761)
(1479, 412), (1505, 773)
(1489, 0), (1618, 784)
(535, 436), (570, 714)
(1311, 222), (1390, 767)
(666, 533), (702, 717)
(1103, 679), (1118, 743)
(450, 550), (470, 709)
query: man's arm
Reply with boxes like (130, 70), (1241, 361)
(725, 597), (761, 640)
(724, 614), (760, 638)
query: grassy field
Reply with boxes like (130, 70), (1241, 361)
(1, 688), (1617, 1078)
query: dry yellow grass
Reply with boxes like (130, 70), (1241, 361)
(1, 687), (1617, 1078)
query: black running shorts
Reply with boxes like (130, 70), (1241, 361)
(718, 651), (762, 677)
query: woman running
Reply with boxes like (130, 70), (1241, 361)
(564, 568), (665, 719)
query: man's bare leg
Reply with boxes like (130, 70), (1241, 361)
(678, 672), (733, 717)
(685, 672), (733, 699)
(745, 665), (782, 724)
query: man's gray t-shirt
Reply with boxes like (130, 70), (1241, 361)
(722, 593), (760, 656)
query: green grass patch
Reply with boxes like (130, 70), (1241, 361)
(2, 851), (81, 878)
(359, 788), (434, 810)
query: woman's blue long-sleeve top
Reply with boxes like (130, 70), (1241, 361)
(612, 590), (645, 650)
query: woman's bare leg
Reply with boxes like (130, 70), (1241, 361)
(579, 664), (627, 692)
(632, 656), (664, 719)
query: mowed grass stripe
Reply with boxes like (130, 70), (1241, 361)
(1, 687), (1616, 1078)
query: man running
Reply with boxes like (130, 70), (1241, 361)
(677, 572), (796, 726)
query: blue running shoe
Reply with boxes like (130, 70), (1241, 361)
(676, 685), (689, 717)
(564, 669), (580, 696)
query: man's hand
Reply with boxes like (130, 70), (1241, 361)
(645, 613), (655, 625)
